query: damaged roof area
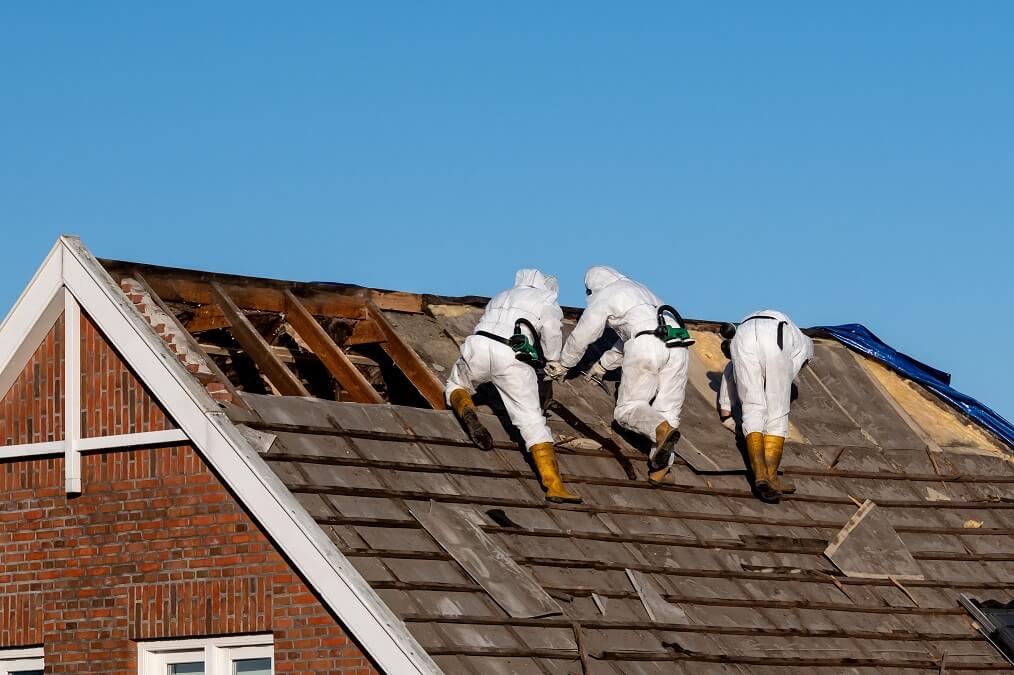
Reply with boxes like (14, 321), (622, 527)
(100, 256), (1014, 673)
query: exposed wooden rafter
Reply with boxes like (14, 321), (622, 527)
(367, 301), (446, 410)
(283, 290), (384, 405)
(210, 282), (311, 397)
(132, 272), (246, 407)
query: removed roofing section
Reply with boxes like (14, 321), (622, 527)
(815, 323), (1014, 451)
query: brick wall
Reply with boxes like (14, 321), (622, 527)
(1, 313), (174, 446)
(0, 311), (378, 673)
(1, 315), (64, 445)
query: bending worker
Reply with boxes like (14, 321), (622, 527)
(718, 310), (813, 501)
(445, 269), (582, 504)
(546, 266), (692, 482)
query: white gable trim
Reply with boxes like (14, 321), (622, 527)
(0, 236), (440, 675)
(0, 241), (64, 400)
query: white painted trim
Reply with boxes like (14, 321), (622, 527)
(63, 288), (81, 494)
(0, 646), (44, 675)
(138, 634), (273, 675)
(77, 428), (189, 452)
(0, 430), (190, 461)
(56, 237), (440, 675)
(0, 647), (43, 660)
(0, 242), (63, 401)
(0, 441), (64, 458)
(140, 633), (273, 653)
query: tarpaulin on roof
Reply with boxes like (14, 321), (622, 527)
(812, 323), (1014, 450)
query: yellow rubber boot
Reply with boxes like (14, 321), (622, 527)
(746, 432), (778, 501)
(763, 434), (794, 494)
(449, 388), (493, 450)
(530, 443), (583, 504)
(649, 420), (680, 482)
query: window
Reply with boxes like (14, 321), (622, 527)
(138, 635), (273, 675)
(960, 595), (1014, 665)
(0, 647), (44, 675)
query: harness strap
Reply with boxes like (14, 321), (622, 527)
(741, 316), (787, 350)
(475, 330), (511, 346)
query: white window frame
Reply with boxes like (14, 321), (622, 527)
(137, 635), (273, 675)
(0, 647), (44, 675)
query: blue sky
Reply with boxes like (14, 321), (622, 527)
(1, 3), (1011, 419)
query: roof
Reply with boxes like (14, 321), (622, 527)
(5, 237), (1014, 674)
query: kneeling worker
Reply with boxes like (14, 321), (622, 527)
(718, 310), (813, 501)
(445, 269), (582, 504)
(548, 266), (693, 482)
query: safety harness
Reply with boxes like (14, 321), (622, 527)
(476, 318), (546, 369)
(635, 305), (695, 348)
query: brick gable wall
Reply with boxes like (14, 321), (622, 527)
(0, 312), (378, 673)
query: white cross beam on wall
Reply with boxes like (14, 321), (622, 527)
(0, 243), (187, 494)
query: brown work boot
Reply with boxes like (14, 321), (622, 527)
(449, 389), (493, 450)
(763, 434), (794, 494)
(530, 443), (583, 504)
(649, 421), (680, 477)
(746, 431), (779, 502)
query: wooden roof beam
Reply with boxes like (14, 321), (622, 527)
(367, 301), (446, 410)
(211, 282), (311, 397)
(185, 304), (230, 333)
(283, 290), (384, 405)
(132, 273), (248, 408)
(346, 318), (386, 346)
(131, 275), (383, 318)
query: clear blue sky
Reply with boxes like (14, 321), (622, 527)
(1, 3), (1011, 420)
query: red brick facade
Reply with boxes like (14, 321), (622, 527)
(1, 315), (64, 445)
(0, 313), (175, 445)
(0, 313), (378, 673)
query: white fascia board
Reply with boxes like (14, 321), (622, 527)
(0, 241), (64, 400)
(58, 236), (440, 675)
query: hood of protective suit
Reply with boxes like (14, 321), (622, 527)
(584, 266), (624, 294)
(514, 268), (558, 298)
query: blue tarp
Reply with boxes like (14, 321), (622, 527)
(811, 323), (1014, 450)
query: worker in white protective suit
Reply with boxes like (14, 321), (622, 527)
(546, 266), (691, 483)
(717, 310), (813, 501)
(445, 269), (582, 504)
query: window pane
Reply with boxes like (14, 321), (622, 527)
(234, 657), (272, 675)
(169, 663), (205, 675)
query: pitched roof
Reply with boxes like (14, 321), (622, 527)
(6, 237), (1013, 673)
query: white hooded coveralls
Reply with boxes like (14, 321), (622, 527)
(719, 310), (813, 437)
(445, 269), (563, 449)
(560, 266), (689, 440)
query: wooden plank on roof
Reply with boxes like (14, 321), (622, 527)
(824, 500), (925, 581)
(408, 500), (562, 619)
(367, 301), (446, 410)
(210, 281), (311, 397)
(283, 290), (384, 405)
(119, 271), (416, 318)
